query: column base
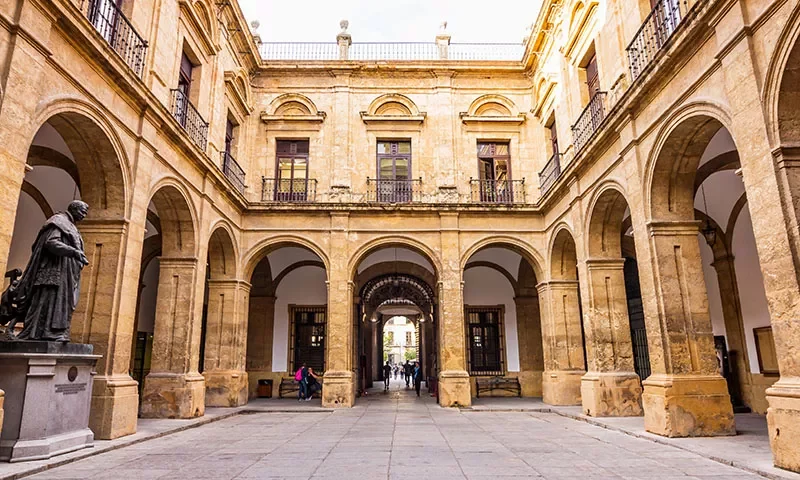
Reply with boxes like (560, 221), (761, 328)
(518, 370), (543, 397)
(140, 372), (205, 418)
(321, 370), (354, 407)
(204, 370), (248, 407)
(542, 370), (583, 405)
(581, 371), (643, 417)
(642, 374), (735, 437)
(766, 379), (800, 472)
(89, 375), (139, 439)
(438, 370), (471, 407)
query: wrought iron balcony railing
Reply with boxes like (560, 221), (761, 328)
(170, 89), (209, 151)
(220, 152), (245, 194)
(470, 179), (526, 204)
(261, 178), (318, 202)
(626, 0), (685, 81)
(539, 153), (562, 195)
(81, 0), (147, 77)
(367, 178), (422, 203)
(572, 92), (608, 153)
(260, 42), (524, 61)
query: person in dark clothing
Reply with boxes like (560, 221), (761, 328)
(413, 362), (422, 397)
(382, 361), (392, 390)
(404, 361), (413, 388)
(305, 367), (320, 401)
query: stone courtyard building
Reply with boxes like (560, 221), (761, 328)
(1, 0), (800, 473)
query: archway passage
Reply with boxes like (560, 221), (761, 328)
(4, 111), (138, 439)
(352, 246), (438, 401)
(644, 115), (773, 437)
(244, 244), (327, 401)
(542, 229), (587, 405)
(137, 185), (204, 420)
(463, 244), (545, 400)
(582, 187), (645, 417)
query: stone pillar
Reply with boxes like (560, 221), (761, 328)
(0, 389), (4, 438)
(537, 280), (585, 405)
(515, 295), (544, 397)
(246, 295), (275, 396)
(72, 220), (140, 439)
(438, 213), (470, 406)
(203, 280), (250, 407)
(642, 221), (734, 437)
(323, 213), (354, 407)
(710, 252), (752, 408)
(140, 257), (205, 418)
(581, 259), (642, 417)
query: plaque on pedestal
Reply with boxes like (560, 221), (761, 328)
(0, 341), (99, 462)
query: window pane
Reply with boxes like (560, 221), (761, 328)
(397, 142), (411, 154)
(377, 142), (390, 154)
(495, 143), (509, 155)
(477, 143), (492, 156)
(294, 158), (307, 178)
(395, 159), (409, 179)
(379, 158), (394, 179)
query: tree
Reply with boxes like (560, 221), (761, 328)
(404, 348), (417, 361)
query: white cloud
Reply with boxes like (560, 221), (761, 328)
(239, 0), (542, 44)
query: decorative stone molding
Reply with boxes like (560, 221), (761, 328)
(261, 93), (326, 125)
(360, 93), (426, 125)
(460, 94), (526, 125)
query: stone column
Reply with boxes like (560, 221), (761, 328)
(72, 219), (140, 439)
(0, 389), (4, 438)
(438, 213), (470, 406)
(580, 258), (642, 417)
(203, 280), (250, 407)
(641, 221), (734, 437)
(140, 257), (205, 418)
(515, 295), (544, 397)
(246, 294), (275, 396)
(537, 280), (585, 405)
(323, 213), (354, 407)
(710, 252), (752, 408)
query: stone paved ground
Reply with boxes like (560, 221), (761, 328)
(27, 379), (764, 480)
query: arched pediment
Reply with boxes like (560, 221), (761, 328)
(460, 94), (526, 125)
(360, 94), (426, 125)
(261, 93), (326, 124)
(224, 70), (253, 117)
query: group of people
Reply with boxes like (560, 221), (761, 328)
(294, 363), (321, 401)
(383, 360), (423, 396)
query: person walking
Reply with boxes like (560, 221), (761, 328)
(404, 360), (413, 388)
(295, 362), (308, 401)
(382, 361), (392, 390)
(413, 361), (422, 397)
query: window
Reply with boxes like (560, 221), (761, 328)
(179, 52), (193, 96)
(466, 306), (505, 376)
(477, 142), (512, 203)
(376, 141), (412, 202)
(405, 331), (413, 345)
(547, 118), (559, 157)
(225, 118), (235, 157)
(290, 306), (326, 373)
(276, 140), (309, 201)
(585, 52), (600, 99)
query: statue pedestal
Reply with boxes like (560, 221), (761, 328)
(0, 341), (100, 462)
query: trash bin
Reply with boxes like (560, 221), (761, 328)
(257, 379), (273, 398)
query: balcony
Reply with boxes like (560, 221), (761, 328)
(367, 178), (422, 203)
(626, 0), (686, 81)
(261, 178), (318, 202)
(171, 89), (209, 151)
(539, 153), (562, 196)
(572, 92), (608, 153)
(220, 152), (245, 194)
(470, 179), (526, 204)
(259, 42), (524, 62)
(81, 0), (147, 77)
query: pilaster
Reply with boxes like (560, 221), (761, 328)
(515, 295), (544, 397)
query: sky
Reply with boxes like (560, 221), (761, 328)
(238, 0), (542, 44)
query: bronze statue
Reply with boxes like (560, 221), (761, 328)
(0, 201), (89, 341)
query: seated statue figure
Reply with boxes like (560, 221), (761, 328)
(0, 201), (89, 341)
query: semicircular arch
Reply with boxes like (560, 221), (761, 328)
(243, 235), (330, 281)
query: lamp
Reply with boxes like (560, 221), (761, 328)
(700, 183), (716, 246)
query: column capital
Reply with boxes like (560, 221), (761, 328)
(207, 278), (252, 289)
(584, 257), (626, 270)
(646, 220), (702, 237)
(536, 279), (579, 294)
(158, 256), (198, 267)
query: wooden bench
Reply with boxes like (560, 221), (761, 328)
(475, 376), (521, 398)
(278, 377), (323, 399)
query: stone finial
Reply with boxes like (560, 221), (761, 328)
(439, 21), (448, 32)
(436, 20), (451, 59)
(250, 20), (260, 34)
(337, 20), (351, 59)
(340, 19), (349, 33)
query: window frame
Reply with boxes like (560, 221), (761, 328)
(288, 304), (327, 374)
(465, 305), (506, 376)
(275, 139), (310, 201)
